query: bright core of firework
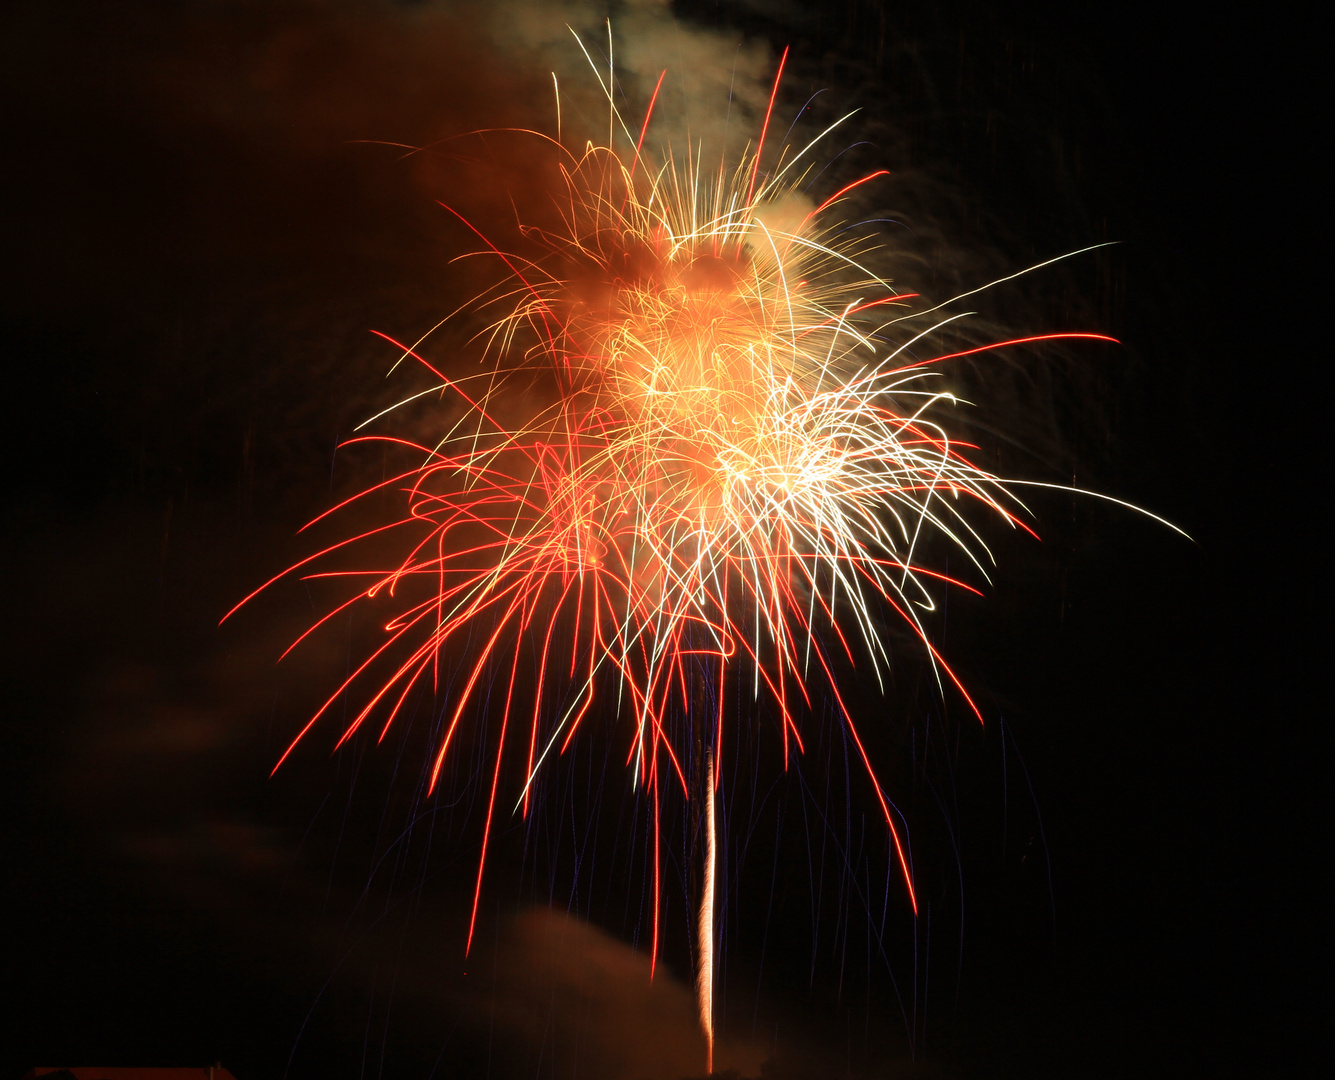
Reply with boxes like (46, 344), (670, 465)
(227, 44), (1121, 1000)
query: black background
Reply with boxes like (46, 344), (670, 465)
(1, 2), (1318, 1078)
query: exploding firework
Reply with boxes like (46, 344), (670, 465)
(227, 36), (1175, 1072)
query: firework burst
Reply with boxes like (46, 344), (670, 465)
(226, 39), (1170, 1071)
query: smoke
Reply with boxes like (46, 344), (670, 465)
(463, 908), (766, 1080)
(477, 0), (775, 158)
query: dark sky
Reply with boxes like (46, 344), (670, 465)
(1, 3), (1315, 1079)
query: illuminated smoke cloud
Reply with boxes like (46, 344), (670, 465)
(477, 0), (776, 156)
(468, 908), (765, 1080)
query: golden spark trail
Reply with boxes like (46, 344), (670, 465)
(698, 750), (717, 1073)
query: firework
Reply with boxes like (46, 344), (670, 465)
(226, 39), (1169, 1071)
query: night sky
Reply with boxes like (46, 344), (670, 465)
(1, 3), (1316, 1079)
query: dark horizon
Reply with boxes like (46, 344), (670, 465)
(1, 3), (1315, 1079)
